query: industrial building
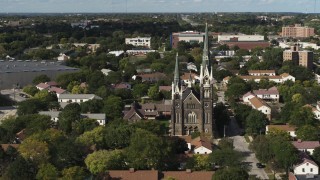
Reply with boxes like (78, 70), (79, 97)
(0, 60), (78, 90)
(171, 31), (205, 48)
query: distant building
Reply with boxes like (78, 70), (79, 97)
(136, 72), (167, 83)
(125, 37), (151, 48)
(181, 136), (213, 154)
(248, 70), (276, 76)
(57, 94), (102, 108)
(292, 140), (320, 155)
(126, 48), (156, 55)
(57, 53), (70, 61)
(243, 95), (272, 120)
(171, 31), (205, 48)
(282, 24), (315, 38)
(283, 45), (313, 70)
(239, 73), (295, 83)
(218, 34), (269, 50)
(218, 34), (264, 42)
(266, 124), (297, 138)
(101, 69), (113, 76)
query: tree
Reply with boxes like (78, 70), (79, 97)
(23, 85), (39, 96)
(103, 95), (124, 120)
(36, 163), (58, 180)
(312, 147), (320, 164)
(245, 110), (268, 135)
(3, 156), (36, 180)
(17, 98), (47, 115)
(296, 125), (319, 141)
(148, 85), (160, 100)
(104, 121), (134, 149)
(18, 138), (50, 165)
(290, 106), (317, 127)
(209, 148), (243, 168)
(212, 167), (249, 180)
(126, 128), (173, 170)
(32, 74), (51, 84)
(76, 126), (106, 149)
(225, 83), (249, 100)
(186, 154), (211, 171)
(61, 166), (87, 180)
(132, 83), (149, 98)
(250, 135), (273, 163)
(85, 150), (126, 175)
(58, 103), (81, 134)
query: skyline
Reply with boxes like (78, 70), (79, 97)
(0, 0), (319, 13)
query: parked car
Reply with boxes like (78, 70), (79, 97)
(256, 163), (264, 168)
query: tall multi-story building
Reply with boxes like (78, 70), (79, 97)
(282, 24), (315, 38)
(283, 45), (313, 70)
(125, 37), (151, 48)
(171, 31), (205, 48)
(170, 24), (215, 137)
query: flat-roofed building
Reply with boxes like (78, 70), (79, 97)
(282, 24), (315, 38)
(0, 60), (78, 90)
(171, 31), (205, 48)
(218, 34), (264, 42)
(283, 45), (313, 70)
(125, 37), (151, 48)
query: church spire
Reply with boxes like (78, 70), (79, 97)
(174, 53), (180, 86)
(202, 22), (209, 67)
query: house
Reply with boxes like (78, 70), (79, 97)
(293, 153), (319, 176)
(101, 69), (113, 77)
(39, 111), (106, 125)
(252, 86), (280, 102)
(304, 104), (320, 120)
(57, 53), (70, 61)
(248, 70), (276, 76)
(136, 72), (166, 83)
(222, 76), (231, 85)
(266, 124), (297, 138)
(181, 136), (213, 155)
(1, 144), (19, 152)
(36, 83), (50, 90)
(113, 82), (131, 90)
(180, 72), (200, 84)
(239, 73), (295, 83)
(123, 101), (172, 121)
(292, 140), (320, 155)
(159, 86), (172, 92)
(48, 87), (67, 97)
(108, 169), (214, 180)
(244, 96), (272, 120)
(58, 94), (102, 108)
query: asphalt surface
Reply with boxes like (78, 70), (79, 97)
(1, 89), (27, 102)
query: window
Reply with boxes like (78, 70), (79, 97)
(302, 168), (305, 172)
(188, 112), (197, 123)
(311, 168), (313, 172)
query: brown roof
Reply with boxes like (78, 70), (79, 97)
(48, 87), (66, 94)
(123, 105), (144, 121)
(141, 103), (156, 110)
(222, 41), (270, 50)
(162, 171), (214, 180)
(138, 72), (166, 82)
(240, 75), (282, 80)
(16, 129), (27, 141)
(180, 72), (198, 80)
(280, 73), (290, 78)
(292, 141), (320, 149)
(303, 104), (318, 112)
(1, 144), (19, 152)
(294, 153), (318, 168)
(267, 124), (297, 132)
(114, 82), (131, 89)
(46, 81), (58, 87)
(253, 86), (279, 95)
(248, 70), (276, 74)
(109, 169), (159, 180)
(36, 83), (50, 89)
(249, 97), (269, 109)
(191, 136), (213, 151)
(159, 86), (171, 92)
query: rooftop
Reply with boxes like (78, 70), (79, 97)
(267, 124), (297, 132)
(293, 141), (320, 150)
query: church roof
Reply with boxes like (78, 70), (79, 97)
(182, 87), (200, 101)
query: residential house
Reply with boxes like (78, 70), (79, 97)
(266, 124), (297, 138)
(293, 153), (319, 176)
(248, 70), (276, 76)
(181, 136), (213, 155)
(113, 82), (131, 90)
(136, 72), (166, 83)
(58, 94), (102, 108)
(252, 86), (280, 102)
(39, 111), (106, 125)
(239, 73), (295, 83)
(48, 87), (67, 98)
(180, 72), (199, 84)
(108, 169), (214, 180)
(292, 140), (320, 155)
(57, 53), (70, 61)
(36, 83), (50, 90)
(244, 96), (272, 120)
(0, 144), (19, 152)
(101, 69), (113, 77)
(304, 104), (320, 120)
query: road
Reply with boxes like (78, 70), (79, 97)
(227, 117), (269, 179)
(0, 106), (17, 123)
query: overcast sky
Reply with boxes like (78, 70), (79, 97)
(0, 0), (318, 13)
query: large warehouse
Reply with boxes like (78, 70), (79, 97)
(0, 60), (79, 90)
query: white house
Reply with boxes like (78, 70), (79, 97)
(305, 104), (320, 120)
(101, 69), (113, 77)
(248, 70), (276, 76)
(245, 96), (272, 120)
(108, 50), (124, 57)
(292, 140), (320, 155)
(294, 155), (319, 175)
(57, 53), (70, 61)
(36, 83), (50, 90)
(182, 136), (213, 155)
(266, 124), (297, 138)
(39, 111), (106, 125)
(58, 94), (102, 108)
(253, 86), (280, 102)
(125, 37), (151, 48)
(239, 73), (295, 83)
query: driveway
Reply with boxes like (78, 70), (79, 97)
(227, 117), (269, 179)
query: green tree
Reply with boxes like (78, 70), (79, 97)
(290, 106), (317, 127)
(250, 135), (273, 163)
(85, 150), (126, 175)
(132, 83), (149, 99)
(58, 103), (81, 134)
(61, 166), (87, 180)
(18, 138), (50, 165)
(296, 125), (319, 141)
(186, 154), (211, 171)
(36, 163), (58, 180)
(76, 126), (106, 149)
(23, 85), (39, 96)
(3, 156), (36, 180)
(103, 95), (124, 120)
(212, 167), (249, 180)
(245, 110), (268, 134)
(17, 98), (47, 115)
(209, 148), (243, 168)
(32, 74), (51, 84)
(312, 147), (320, 164)
(126, 128), (172, 170)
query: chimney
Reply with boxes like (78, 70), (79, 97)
(129, 168), (135, 173)
(186, 169), (192, 173)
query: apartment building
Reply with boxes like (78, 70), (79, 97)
(171, 31), (205, 48)
(125, 37), (151, 48)
(283, 45), (313, 70)
(282, 24), (315, 38)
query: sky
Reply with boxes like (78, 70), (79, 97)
(0, 0), (318, 13)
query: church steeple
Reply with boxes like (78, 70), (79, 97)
(202, 23), (209, 67)
(174, 53), (180, 86)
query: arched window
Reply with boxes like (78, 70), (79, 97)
(188, 112), (197, 123)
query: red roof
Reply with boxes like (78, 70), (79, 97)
(36, 83), (50, 89)
(162, 171), (214, 180)
(109, 169), (158, 180)
(159, 86), (172, 92)
(48, 87), (66, 94)
(222, 41), (270, 50)
(46, 81), (58, 87)
(114, 83), (131, 89)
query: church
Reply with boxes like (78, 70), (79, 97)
(170, 24), (215, 137)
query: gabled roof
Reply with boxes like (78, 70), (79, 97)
(46, 81), (58, 86)
(293, 141), (320, 149)
(243, 92), (255, 98)
(253, 86), (279, 95)
(182, 88), (200, 102)
(294, 153), (318, 168)
(191, 136), (213, 151)
(108, 170), (158, 180)
(58, 94), (101, 100)
(1, 144), (19, 152)
(267, 124), (297, 132)
(162, 171), (214, 180)
(249, 97), (270, 109)
(48, 87), (66, 94)
(36, 83), (50, 89)
(159, 86), (172, 92)
(123, 105), (144, 120)
(114, 82), (131, 89)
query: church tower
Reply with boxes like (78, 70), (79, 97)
(170, 23), (215, 137)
